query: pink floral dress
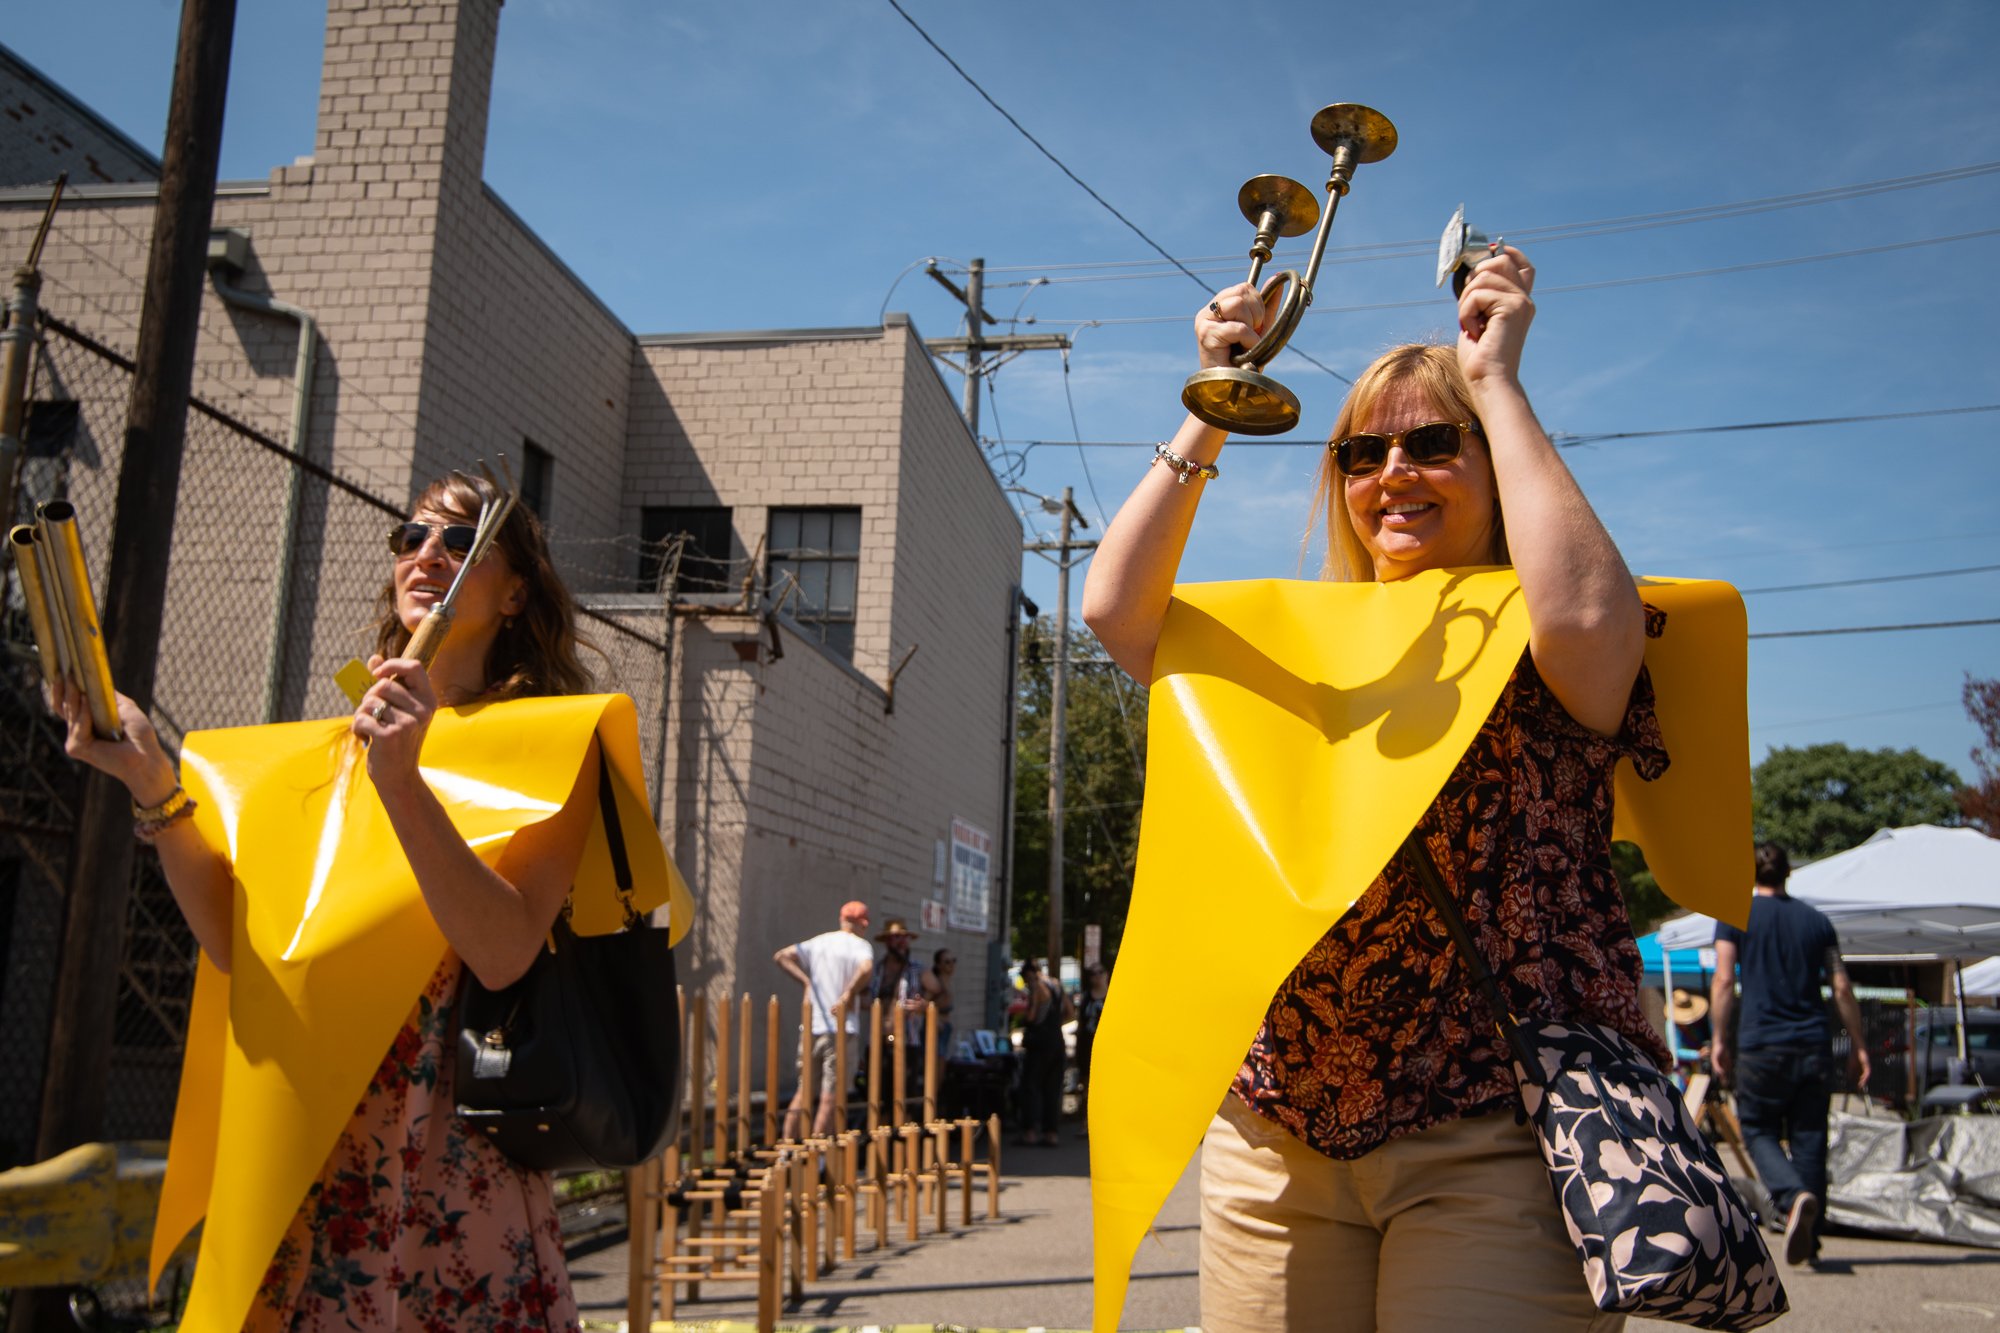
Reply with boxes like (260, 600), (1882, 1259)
(247, 956), (578, 1333)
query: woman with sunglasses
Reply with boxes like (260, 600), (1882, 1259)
(1084, 245), (1667, 1331)
(54, 472), (618, 1332)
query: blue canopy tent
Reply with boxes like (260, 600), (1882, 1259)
(1637, 931), (1712, 1058)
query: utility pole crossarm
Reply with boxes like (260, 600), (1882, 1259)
(923, 334), (1071, 354)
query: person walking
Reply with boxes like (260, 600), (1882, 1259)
(1711, 843), (1872, 1266)
(1074, 963), (1109, 1124)
(774, 900), (875, 1137)
(1017, 958), (1073, 1146)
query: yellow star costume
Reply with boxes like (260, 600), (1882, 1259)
(145, 693), (693, 1333)
(1088, 571), (1750, 1331)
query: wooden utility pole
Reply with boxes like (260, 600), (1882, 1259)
(1024, 491), (1094, 976)
(35, 0), (238, 1159)
(923, 258), (1069, 437)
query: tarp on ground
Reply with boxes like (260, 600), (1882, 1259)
(1656, 825), (2000, 960)
(1828, 1111), (2000, 1250)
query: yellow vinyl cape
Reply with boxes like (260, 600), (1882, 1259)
(1088, 571), (1750, 1330)
(146, 693), (693, 1333)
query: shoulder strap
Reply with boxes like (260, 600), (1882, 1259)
(1399, 830), (1539, 1075)
(596, 748), (638, 926)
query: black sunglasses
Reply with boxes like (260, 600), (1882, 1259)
(1331, 421), (1479, 478)
(388, 521), (479, 560)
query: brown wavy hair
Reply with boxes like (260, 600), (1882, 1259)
(370, 472), (596, 699)
(1303, 343), (1510, 581)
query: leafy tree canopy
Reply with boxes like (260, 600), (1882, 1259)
(1958, 674), (2000, 837)
(1751, 741), (1962, 863)
(1010, 618), (1146, 970)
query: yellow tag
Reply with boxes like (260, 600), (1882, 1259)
(334, 658), (373, 706)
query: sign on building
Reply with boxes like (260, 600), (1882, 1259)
(947, 817), (992, 934)
(921, 898), (947, 932)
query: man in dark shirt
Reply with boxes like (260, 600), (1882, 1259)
(1711, 843), (1871, 1267)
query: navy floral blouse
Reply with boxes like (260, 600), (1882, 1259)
(1233, 607), (1673, 1160)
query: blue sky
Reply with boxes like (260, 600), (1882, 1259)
(11, 1), (2000, 784)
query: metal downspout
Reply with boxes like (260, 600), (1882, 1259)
(211, 278), (316, 722)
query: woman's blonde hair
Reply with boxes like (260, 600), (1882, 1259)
(1304, 343), (1508, 581)
(370, 471), (596, 699)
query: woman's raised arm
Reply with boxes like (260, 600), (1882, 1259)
(1457, 248), (1643, 734)
(1081, 283), (1264, 683)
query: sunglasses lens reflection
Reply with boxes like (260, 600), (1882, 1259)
(1404, 423), (1462, 465)
(389, 523), (479, 559)
(1335, 435), (1387, 477)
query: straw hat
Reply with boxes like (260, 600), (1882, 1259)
(1669, 988), (1709, 1025)
(874, 918), (918, 942)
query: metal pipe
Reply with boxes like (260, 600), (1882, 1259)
(38, 500), (121, 738)
(210, 276), (316, 722)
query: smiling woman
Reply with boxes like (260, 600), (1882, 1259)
(1082, 244), (1684, 1331)
(49, 470), (650, 1332)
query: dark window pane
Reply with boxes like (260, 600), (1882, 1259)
(801, 510), (831, 552)
(799, 561), (830, 613)
(831, 509), (861, 553)
(769, 510), (799, 552)
(828, 561), (856, 615)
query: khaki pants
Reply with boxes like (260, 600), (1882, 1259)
(1199, 1094), (1623, 1333)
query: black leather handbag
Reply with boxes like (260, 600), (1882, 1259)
(454, 752), (681, 1172)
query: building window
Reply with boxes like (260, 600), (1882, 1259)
(519, 440), (554, 520)
(767, 507), (860, 659)
(639, 506), (734, 594)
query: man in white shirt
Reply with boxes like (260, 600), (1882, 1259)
(774, 900), (875, 1137)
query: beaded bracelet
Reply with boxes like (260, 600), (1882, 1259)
(132, 785), (198, 843)
(1152, 441), (1219, 485)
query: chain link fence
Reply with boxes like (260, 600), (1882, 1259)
(0, 310), (673, 1170)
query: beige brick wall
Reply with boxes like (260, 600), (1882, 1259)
(626, 330), (908, 678)
(0, 48), (160, 188)
(3, 0), (1024, 1103)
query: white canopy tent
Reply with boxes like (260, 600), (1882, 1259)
(1656, 825), (2000, 1072)
(1959, 955), (2000, 998)
(1655, 825), (2000, 958)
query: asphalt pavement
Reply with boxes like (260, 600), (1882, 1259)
(567, 1128), (1999, 1331)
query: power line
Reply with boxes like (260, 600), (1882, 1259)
(970, 159), (2000, 282)
(1739, 565), (2000, 596)
(882, 0), (1211, 296)
(1028, 228), (2000, 328)
(1750, 617), (2000, 639)
(1001, 401), (2000, 457)
(1753, 700), (1963, 733)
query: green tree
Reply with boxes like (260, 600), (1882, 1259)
(1610, 841), (1674, 935)
(1957, 674), (2000, 837)
(1010, 618), (1147, 968)
(1751, 742), (1962, 863)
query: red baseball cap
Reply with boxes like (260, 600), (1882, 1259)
(840, 900), (870, 922)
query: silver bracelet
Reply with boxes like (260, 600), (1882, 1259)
(1152, 441), (1219, 485)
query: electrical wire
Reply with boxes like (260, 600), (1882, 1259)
(1002, 401), (2000, 458)
(1750, 617), (2000, 639)
(1025, 227), (2000, 328)
(880, 0), (1212, 297)
(1739, 565), (2000, 596)
(974, 159), (2000, 281)
(1752, 700), (1963, 732)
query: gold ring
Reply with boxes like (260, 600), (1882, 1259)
(371, 702), (390, 723)
(1209, 300), (1223, 319)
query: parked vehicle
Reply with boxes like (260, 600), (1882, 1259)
(1867, 1008), (2000, 1106)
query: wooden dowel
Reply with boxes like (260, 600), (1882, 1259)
(891, 1014), (907, 1131)
(958, 1118), (976, 1227)
(688, 990), (708, 1170)
(737, 992), (752, 1159)
(799, 991), (814, 1138)
(867, 998), (883, 1135)
(986, 1112), (1002, 1219)
(923, 1003), (938, 1125)
(832, 1011), (848, 1135)
(765, 994), (781, 1145)
(714, 988), (732, 1164)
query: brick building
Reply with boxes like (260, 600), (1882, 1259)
(0, 1), (1020, 1151)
